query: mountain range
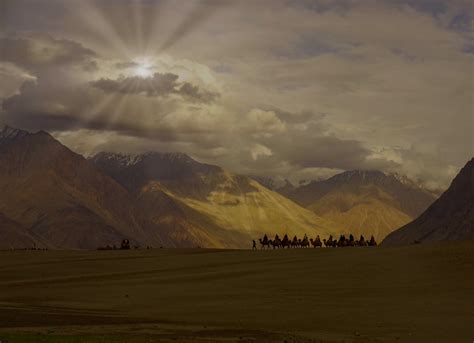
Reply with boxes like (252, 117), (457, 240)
(0, 126), (336, 249)
(271, 170), (438, 241)
(1, 126), (470, 250)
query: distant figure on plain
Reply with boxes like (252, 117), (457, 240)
(120, 239), (131, 250)
(252, 240), (257, 250)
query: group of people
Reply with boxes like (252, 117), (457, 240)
(253, 233), (377, 249)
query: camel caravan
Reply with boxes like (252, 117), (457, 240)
(254, 234), (377, 249)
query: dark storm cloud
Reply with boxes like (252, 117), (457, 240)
(256, 122), (398, 171)
(0, 34), (97, 71)
(91, 73), (179, 96)
(91, 73), (218, 102)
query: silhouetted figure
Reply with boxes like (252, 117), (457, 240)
(310, 235), (322, 248)
(252, 240), (257, 250)
(281, 234), (291, 248)
(272, 237), (282, 249)
(259, 235), (271, 249)
(349, 234), (355, 246)
(291, 235), (299, 248)
(368, 235), (377, 246)
(323, 235), (334, 247)
(120, 239), (130, 250)
(300, 236), (310, 248)
(337, 234), (347, 247)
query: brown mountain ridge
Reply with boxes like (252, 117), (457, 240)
(382, 158), (474, 245)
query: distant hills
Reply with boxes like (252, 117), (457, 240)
(382, 158), (474, 245)
(276, 170), (438, 241)
(0, 126), (336, 249)
(1, 125), (470, 250)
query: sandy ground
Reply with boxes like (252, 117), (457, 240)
(0, 242), (472, 342)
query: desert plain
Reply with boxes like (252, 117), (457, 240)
(0, 242), (472, 343)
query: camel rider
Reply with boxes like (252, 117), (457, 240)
(263, 234), (268, 242)
(275, 234), (280, 241)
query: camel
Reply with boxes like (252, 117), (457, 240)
(281, 234), (291, 248)
(337, 235), (347, 247)
(348, 234), (356, 247)
(323, 235), (334, 247)
(300, 236), (310, 248)
(291, 236), (299, 248)
(271, 238), (281, 249)
(310, 235), (322, 248)
(259, 237), (271, 249)
(368, 235), (377, 246)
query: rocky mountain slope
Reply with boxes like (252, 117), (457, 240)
(0, 126), (151, 249)
(382, 158), (474, 245)
(283, 170), (437, 240)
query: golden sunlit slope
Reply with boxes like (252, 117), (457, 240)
(134, 182), (253, 248)
(92, 153), (338, 245)
(165, 172), (338, 240)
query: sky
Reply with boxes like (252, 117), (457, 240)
(0, 0), (472, 190)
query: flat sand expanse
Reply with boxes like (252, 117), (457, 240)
(0, 242), (472, 342)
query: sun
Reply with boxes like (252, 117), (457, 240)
(133, 58), (153, 78)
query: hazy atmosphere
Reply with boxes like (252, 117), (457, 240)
(0, 0), (473, 189)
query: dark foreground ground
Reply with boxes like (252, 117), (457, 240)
(0, 242), (472, 343)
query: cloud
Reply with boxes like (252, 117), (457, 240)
(1, 0), (472, 189)
(0, 33), (96, 71)
(243, 109), (286, 137)
(91, 72), (218, 103)
(91, 73), (179, 96)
